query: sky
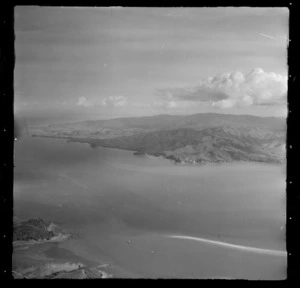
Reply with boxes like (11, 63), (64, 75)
(14, 6), (289, 125)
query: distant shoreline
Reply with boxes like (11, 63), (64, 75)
(30, 134), (285, 166)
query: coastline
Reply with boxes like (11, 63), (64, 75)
(12, 221), (113, 279)
(30, 134), (285, 166)
(13, 233), (70, 248)
(13, 137), (286, 279)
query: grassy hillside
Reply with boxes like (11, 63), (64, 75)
(32, 113), (286, 164)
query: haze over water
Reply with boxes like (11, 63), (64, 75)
(13, 136), (286, 279)
(13, 6), (288, 279)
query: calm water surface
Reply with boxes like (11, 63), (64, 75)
(13, 137), (287, 279)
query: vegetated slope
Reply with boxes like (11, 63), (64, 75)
(71, 125), (285, 164)
(34, 113), (285, 140)
(13, 218), (112, 279)
(13, 218), (67, 242)
(33, 113), (286, 164)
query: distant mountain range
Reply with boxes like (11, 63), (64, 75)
(32, 113), (286, 164)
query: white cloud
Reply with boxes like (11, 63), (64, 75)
(156, 68), (287, 109)
(76, 96), (93, 107)
(153, 99), (197, 109)
(100, 95), (128, 107)
(76, 95), (128, 108)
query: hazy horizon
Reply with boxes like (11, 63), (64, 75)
(15, 111), (287, 130)
(14, 7), (288, 125)
(13, 7), (288, 278)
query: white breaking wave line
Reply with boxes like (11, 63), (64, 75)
(165, 235), (286, 256)
(259, 33), (276, 40)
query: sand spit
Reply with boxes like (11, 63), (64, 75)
(165, 235), (286, 256)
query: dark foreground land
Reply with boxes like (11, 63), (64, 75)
(12, 218), (112, 279)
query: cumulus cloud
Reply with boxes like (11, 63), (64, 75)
(153, 99), (198, 109)
(76, 96), (93, 107)
(100, 95), (128, 107)
(156, 68), (287, 109)
(76, 95), (128, 108)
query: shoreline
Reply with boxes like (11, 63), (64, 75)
(12, 228), (113, 278)
(13, 233), (71, 247)
(30, 134), (285, 167)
